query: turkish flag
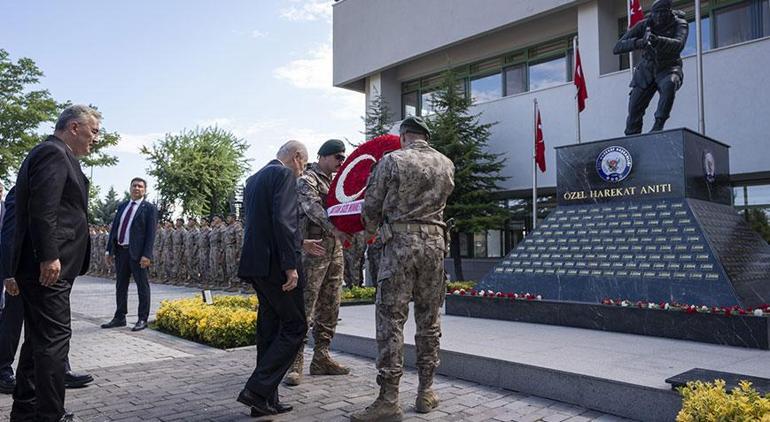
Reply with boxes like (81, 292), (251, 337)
(629, 0), (644, 28)
(573, 46), (588, 113)
(535, 108), (546, 173)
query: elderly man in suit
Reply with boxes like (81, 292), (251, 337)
(9, 105), (99, 422)
(101, 177), (158, 332)
(236, 140), (322, 417)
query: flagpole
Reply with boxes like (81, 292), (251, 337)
(628, 1), (634, 71)
(695, 0), (705, 134)
(573, 36), (582, 144)
(532, 99), (538, 231)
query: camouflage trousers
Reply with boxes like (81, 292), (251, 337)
(198, 251), (209, 285)
(186, 259), (198, 284)
(343, 232), (366, 287)
(302, 235), (344, 348)
(225, 248), (238, 287)
(209, 254), (224, 288)
(366, 239), (383, 287)
(164, 253), (176, 282)
(176, 252), (189, 283)
(375, 232), (446, 383)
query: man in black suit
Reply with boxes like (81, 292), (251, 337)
(236, 140), (311, 417)
(9, 105), (99, 422)
(101, 178), (158, 332)
(0, 187), (93, 394)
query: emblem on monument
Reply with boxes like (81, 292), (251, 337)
(703, 151), (716, 183)
(596, 146), (633, 182)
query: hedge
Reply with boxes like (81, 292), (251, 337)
(677, 379), (770, 421)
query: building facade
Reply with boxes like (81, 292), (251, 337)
(333, 0), (770, 278)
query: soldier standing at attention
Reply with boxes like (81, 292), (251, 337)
(208, 215), (225, 288)
(224, 214), (239, 290)
(184, 217), (199, 286)
(172, 218), (187, 285)
(162, 221), (175, 283)
(352, 117), (454, 421)
(198, 218), (211, 287)
(151, 223), (162, 280)
(284, 139), (351, 386)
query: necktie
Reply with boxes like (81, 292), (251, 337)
(118, 202), (136, 245)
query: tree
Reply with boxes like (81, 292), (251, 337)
(140, 127), (251, 219)
(0, 49), (59, 184)
(427, 70), (508, 281)
(362, 90), (393, 140)
(747, 208), (770, 244)
(89, 185), (122, 226)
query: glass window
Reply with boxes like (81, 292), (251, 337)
(529, 55), (567, 91)
(763, 0), (770, 36)
(487, 230), (502, 258)
(473, 232), (488, 258)
(504, 64), (526, 96)
(459, 232), (470, 258)
(470, 72), (502, 103)
(714, 2), (753, 47)
(420, 91), (436, 117)
(746, 184), (770, 206)
(402, 92), (417, 118)
(682, 17), (712, 56)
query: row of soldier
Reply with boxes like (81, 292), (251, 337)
(89, 214), (375, 290)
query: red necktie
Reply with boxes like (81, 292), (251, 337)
(118, 202), (136, 245)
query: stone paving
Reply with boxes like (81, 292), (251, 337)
(0, 277), (631, 421)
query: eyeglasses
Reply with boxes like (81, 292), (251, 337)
(335, 154), (346, 161)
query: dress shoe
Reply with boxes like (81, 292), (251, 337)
(59, 411), (78, 421)
(131, 320), (148, 332)
(237, 389), (276, 416)
(0, 372), (15, 394)
(64, 371), (94, 388)
(252, 401), (292, 416)
(100, 318), (126, 329)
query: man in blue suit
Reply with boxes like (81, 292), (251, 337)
(101, 178), (158, 332)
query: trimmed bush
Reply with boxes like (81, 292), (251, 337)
(155, 295), (258, 349)
(677, 379), (770, 421)
(342, 286), (376, 301)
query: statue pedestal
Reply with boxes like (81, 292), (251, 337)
(473, 128), (770, 308)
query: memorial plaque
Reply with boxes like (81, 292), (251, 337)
(658, 271), (672, 278)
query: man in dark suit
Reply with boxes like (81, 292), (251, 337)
(100, 177), (158, 332)
(9, 105), (99, 422)
(0, 187), (93, 394)
(236, 140), (310, 417)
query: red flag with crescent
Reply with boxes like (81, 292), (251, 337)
(629, 0), (644, 28)
(326, 134), (401, 234)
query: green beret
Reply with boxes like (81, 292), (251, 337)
(400, 116), (431, 137)
(318, 139), (346, 156)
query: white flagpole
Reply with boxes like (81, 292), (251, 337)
(695, 0), (706, 134)
(573, 36), (582, 144)
(532, 99), (538, 231)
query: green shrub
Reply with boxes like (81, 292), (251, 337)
(677, 379), (770, 421)
(447, 281), (476, 292)
(155, 295), (257, 349)
(342, 286), (376, 301)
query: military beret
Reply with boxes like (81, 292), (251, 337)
(400, 116), (431, 137)
(651, 0), (672, 11)
(318, 139), (346, 156)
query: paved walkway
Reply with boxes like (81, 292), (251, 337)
(0, 276), (629, 421)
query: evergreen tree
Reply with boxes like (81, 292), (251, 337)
(427, 70), (508, 281)
(362, 90), (393, 140)
(90, 185), (122, 225)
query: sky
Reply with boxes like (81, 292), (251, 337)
(0, 0), (364, 201)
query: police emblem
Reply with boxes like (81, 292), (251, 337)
(596, 146), (633, 182)
(703, 151), (716, 183)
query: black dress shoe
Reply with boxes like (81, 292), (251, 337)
(131, 320), (148, 331)
(252, 401), (292, 416)
(64, 371), (94, 388)
(237, 389), (276, 416)
(0, 372), (15, 394)
(100, 318), (126, 329)
(59, 411), (77, 421)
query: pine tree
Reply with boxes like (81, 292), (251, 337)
(427, 70), (508, 281)
(362, 90), (393, 140)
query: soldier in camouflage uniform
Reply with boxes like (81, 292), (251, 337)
(284, 139), (350, 386)
(198, 218), (211, 287)
(366, 233), (383, 286)
(172, 218), (187, 285)
(162, 221), (175, 283)
(344, 232), (367, 287)
(184, 217), (200, 286)
(100, 226), (110, 276)
(223, 214), (239, 290)
(151, 223), (162, 280)
(352, 117), (455, 421)
(208, 215), (225, 288)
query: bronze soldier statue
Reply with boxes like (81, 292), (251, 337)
(614, 0), (688, 135)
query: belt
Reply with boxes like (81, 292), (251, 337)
(117, 244), (129, 249)
(390, 223), (443, 236)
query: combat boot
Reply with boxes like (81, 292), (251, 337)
(415, 371), (439, 413)
(650, 117), (666, 132)
(310, 347), (350, 375)
(283, 353), (303, 386)
(350, 377), (402, 422)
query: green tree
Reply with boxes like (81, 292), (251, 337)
(89, 185), (122, 225)
(0, 49), (59, 184)
(747, 208), (770, 243)
(362, 91), (393, 140)
(427, 70), (508, 281)
(141, 127), (251, 219)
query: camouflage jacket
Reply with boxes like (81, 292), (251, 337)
(184, 228), (199, 257)
(297, 163), (336, 238)
(363, 139), (454, 236)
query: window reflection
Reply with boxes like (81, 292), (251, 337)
(714, 2), (753, 47)
(504, 64), (526, 96)
(470, 73), (502, 103)
(529, 56), (567, 91)
(682, 17), (711, 56)
(421, 91), (436, 116)
(402, 92), (417, 118)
